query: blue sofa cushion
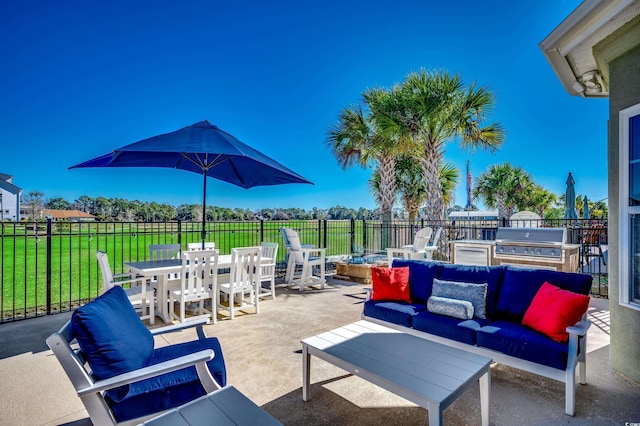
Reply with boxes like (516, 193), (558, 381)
(391, 260), (442, 305)
(413, 310), (492, 345)
(495, 267), (593, 322)
(71, 286), (154, 380)
(105, 337), (227, 422)
(476, 320), (570, 370)
(438, 264), (504, 318)
(363, 300), (426, 327)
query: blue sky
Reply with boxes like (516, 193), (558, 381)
(0, 0), (609, 212)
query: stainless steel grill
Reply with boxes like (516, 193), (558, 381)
(492, 227), (579, 272)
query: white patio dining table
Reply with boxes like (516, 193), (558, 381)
(125, 253), (271, 323)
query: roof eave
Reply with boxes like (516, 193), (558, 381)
(539, 0), (636, 98)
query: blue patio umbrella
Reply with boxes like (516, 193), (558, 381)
(70, 120), (313, 245)
(583, 195), (590, 219)
(564, 172), (578, 220)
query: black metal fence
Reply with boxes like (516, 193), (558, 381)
(0, 217), (608, 323)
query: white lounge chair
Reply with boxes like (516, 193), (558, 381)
(283, 228), (326, 291)
(46, 286), (226, 425)
(387, 227), (442, 266)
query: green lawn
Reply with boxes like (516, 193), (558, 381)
(1, 220), (368, 320)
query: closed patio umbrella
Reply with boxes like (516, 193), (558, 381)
(583, 195), (590, 219)
(70, 120), (313, 246)
(564, 172), (578, 220)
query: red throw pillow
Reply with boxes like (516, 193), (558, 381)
(522, 282), (590, 342)
(371, 267), (411, 302)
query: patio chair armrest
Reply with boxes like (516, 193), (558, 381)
(111, 277), (147, 287)
(300, 247), (326, 256)
(364, 287), (373, 301)
(150, 318), (209, 337)
(77, 349), (215, 396)
(566, 319), (591, 336)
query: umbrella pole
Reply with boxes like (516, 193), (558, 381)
(202, 170), (207, 249)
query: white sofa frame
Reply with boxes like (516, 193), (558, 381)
(362, 300), (591, 416)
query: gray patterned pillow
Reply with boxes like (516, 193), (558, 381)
(427, 296), (474, 320)
(432, 278), (488, 319)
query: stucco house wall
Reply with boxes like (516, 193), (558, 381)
(608, 42), (640, 383)
(540, 0), (640, 385)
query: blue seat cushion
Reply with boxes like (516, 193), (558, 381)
(438, 264), (504, 318)
(413, 310), (492, 345)
(105, 337), (227, 422)
(71, 286), (154, 380)
(363, 300), (426, 327)
(476, 320), (570, 370)
(495, 267), (593, 322)
(391, 260), (442, 305)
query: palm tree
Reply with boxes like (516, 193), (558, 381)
(440, 161), (460, 212)
(377, 70), (504, 221)
(519, 186), (557, 218)
(395, 154), (426, 221)
(473, 163), (534, 221)
(370, 155), (459, 221)
(327, 88), (409, 224)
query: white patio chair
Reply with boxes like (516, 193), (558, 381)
(187, 242), (216, 251)
(149, 243), (181, 260)
(258, 242), (278, 300)
(96, 251), (155, 324)
(169, 249), (219, 323)
(387, 227), (442, 265)
(282, 228), (326, 291)
(149, 243), (182, 281)
(216, 246), (261, 320)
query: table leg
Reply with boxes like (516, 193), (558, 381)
(156, 275), (172, 323)
(479, 368), (491, 426)
(302, 344), (311, 401)
(428, 407), (442, 426)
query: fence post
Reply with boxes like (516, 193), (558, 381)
(321, 219), (327, 248)
(348, 219), (355, 254)
(46, 217), (52, 315)
(260, 220), (265, 243)
(177, 220), (182, 245)
(361, 219), (366, 253)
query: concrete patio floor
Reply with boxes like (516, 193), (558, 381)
(1, 277), (639, 426)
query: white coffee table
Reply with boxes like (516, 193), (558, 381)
(301, 320), (491, 426)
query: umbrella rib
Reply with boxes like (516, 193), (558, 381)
(179, 153), (230, 171)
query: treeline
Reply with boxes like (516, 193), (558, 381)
(28, 193), (384, 221)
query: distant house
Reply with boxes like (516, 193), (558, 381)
(0, 173), (22, 221)
(42, 209), (96, 222)
(540, 0), (640, 384)
(447, 210), (499, 221)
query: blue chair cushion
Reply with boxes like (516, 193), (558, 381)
(495, 267), (593, 322)
(363, 300), (426, 327)
(71, 286), (154, 380)
(476, 320), (570, 370)
(105, 337), (227, 422)
(438, 264), (504, 318)
(413, 310), (492, 345)
(391, 260), (442, 305)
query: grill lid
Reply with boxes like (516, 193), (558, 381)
(494, 227), (566, 245)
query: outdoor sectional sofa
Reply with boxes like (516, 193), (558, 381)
(362, 260), (593, 416)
